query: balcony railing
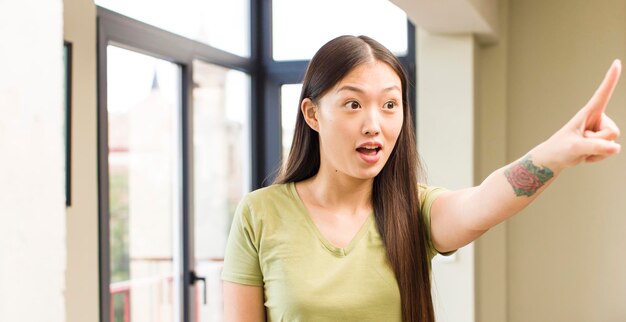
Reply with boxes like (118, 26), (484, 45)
(110, 274), (173, 322)
(110, 257), (224, 322)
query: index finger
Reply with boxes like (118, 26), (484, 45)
(583, 59), (622, 118)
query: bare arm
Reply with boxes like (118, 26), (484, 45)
(223, 281), (265, 322)
(430, 60), (622, 253)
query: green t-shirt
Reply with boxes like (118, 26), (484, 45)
(221, 182), (448, 322)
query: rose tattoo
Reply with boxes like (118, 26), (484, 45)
(505, 155), (554, 197)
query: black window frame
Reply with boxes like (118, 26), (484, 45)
(97, 1), (416, 321)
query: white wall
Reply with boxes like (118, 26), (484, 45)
(391, 0), (498, 42)
(417, 29), (476, 322)
(0, 0), (66, 321)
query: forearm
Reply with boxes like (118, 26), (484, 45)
(431, 143), (562, 252)
(466, 144), (561, 231)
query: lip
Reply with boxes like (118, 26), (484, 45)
(356, 141), (383, 164)
(357, 141), (383, 149)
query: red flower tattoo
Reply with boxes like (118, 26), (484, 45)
(505, 155), (554, 197)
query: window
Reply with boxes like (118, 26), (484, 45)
(107, 45), (184, 322)
(280, 84), (302, 162)
(192, 61), (250, 321)
(96, 0), (250, 57)
(98, 7), (255, 322)
(272, 0), (408, 61)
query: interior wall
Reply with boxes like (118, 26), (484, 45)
(0, 0), (66, 321)
(417, 29), (476, 322)
(506, 0), (626, 320)
(474, 0), (508, 321)
(63, 0), (99, 321)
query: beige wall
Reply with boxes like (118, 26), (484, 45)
(504, 0), (626, 321)
(475, 0), (626, 320)
(63, 0), (99, 321)
(475, 0), (508, 321)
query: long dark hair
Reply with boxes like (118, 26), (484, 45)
(274, 35), (434, 322)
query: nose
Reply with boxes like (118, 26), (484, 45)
(362, 109), (381, 136)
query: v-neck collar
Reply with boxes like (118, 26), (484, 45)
(288, 182), (373, 257)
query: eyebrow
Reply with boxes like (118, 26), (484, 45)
(336, 85), (401, 93)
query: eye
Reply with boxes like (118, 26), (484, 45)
(345, 100), (361, 109)
(384, 101), (397, 109)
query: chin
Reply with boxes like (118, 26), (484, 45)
(354, 167), (384, 180)
(354, 174), (377, 180)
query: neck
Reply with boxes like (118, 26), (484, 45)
(299, 162), (373, 215)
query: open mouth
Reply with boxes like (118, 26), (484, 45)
(356, 146), (382, 155)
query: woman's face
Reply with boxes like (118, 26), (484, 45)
(303, 60), (404, 180)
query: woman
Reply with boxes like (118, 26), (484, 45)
(221, 35), (621, 322)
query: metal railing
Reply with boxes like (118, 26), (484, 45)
(110, 274), (173, 322)
(110, 257), (224, 322)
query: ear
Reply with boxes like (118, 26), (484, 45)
(301, 98), (320, 132)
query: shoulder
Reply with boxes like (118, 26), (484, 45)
(417, 184), (447, 201)
(417, 184), (452, 259)
(417, 183), (448, 221)
(244, 183), (292, 207)
(238, 183), (297, 221)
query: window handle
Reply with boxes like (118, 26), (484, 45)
(190, 271), (207, 305)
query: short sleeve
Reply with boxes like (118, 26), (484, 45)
(418, 184), (457, 260)
(221, 197), (264, 286)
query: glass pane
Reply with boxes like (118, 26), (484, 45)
(192, 60), (251, 322)
(96, 0), (250, 57)
(280, 84), (302, 162)
(107, 45), (183, 322)
(273, 0), (407, 61)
